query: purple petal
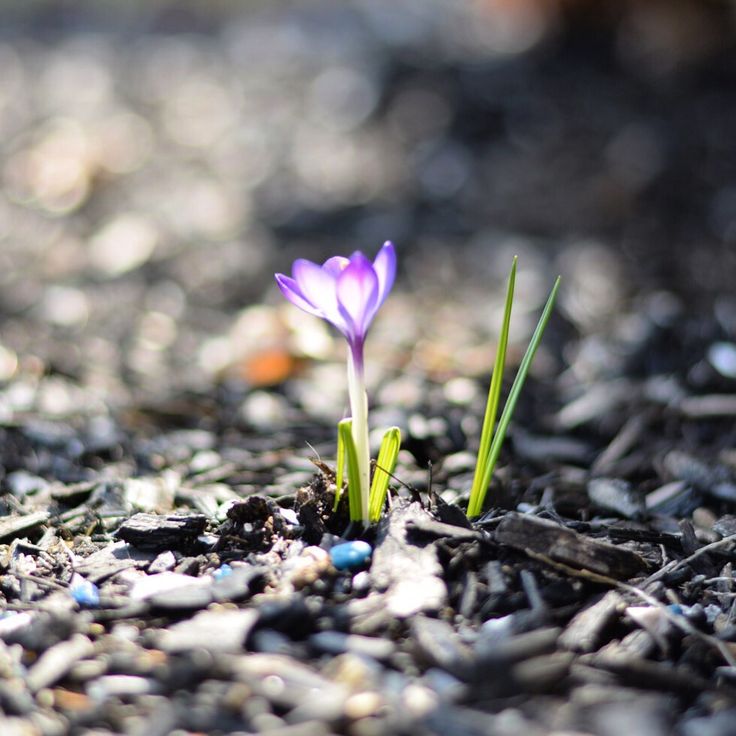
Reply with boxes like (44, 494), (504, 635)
(336, 252), (379, 340)
(274, 274), (323, 318)
(292, 258), (348, 333)
(372, 241), (396, 308)
(322, 256), (350, 278)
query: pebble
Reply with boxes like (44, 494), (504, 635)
(284, 547), (331, 589)
(210, 565), (265, 603)
(587, 477), (646, 519)
(708, 342), (736, 379)
(26, 634), (95, 693)
(351, 571), (372, 593)
(308, 632), (395, 660)
(0, 612), (34, 639)
(70, 578), (100, 608)
(0, 7), (733, 736)
(645, 481), (700, 516)
(441, 451), (477, 474)
(680, 709), (736, 736)
(87, 675), (159, 700)
(6, 471), (49, 498)
(128, 571), (212, 602)
(330, 541), (372, 571)
(156, 609), (258, 653)
(212, 563), (233, 581)
(148, 551), (177, 574)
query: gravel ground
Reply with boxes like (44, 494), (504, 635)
(2, 2), (736, 735)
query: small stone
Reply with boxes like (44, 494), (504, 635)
(6, 471), (49, 499)
(26, 634), (94, 693)
(156, 609), (258, 653)
(708, 342), (736, 379)
(211, 565), (266, 603)
(352, 571), (371, 593)
(87, 675), (159, 701)
(681, 709), (736, 736)
(588, 478), (645, 519)
(70, 578), (100, 608)
(344, 691), (384, 720)
(212, 563), (233, 581)
(128, 571), (211, 602)
(330, 541), (372, 571)
(0, 612), (34, 639)
(308, 632), (395, 660)
(284, 547), (331, 589)
(148, 551), (177, 574)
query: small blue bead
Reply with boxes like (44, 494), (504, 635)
(668, 604), (684, 616)
(212, 564), (233, 580)
(71, 580), (100, 608)
(330, 541), (372, 571)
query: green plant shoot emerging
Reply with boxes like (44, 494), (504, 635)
(467, 260), (561, 518)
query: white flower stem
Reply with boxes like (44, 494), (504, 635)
(347, 347), (370, 523)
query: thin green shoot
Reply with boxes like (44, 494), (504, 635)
(368, 427), (401, 522)
(333, 419), (348, 512)
(337, 418), (364, 521)
(467, 256), (516, 517)
(467, 275), (561, 518)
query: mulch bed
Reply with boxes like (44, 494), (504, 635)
(3, 2), (736, 735)
(2, 370), (736, 736)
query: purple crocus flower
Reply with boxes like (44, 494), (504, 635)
(275, 242), (396, 370)
(275, 242), (396, 522)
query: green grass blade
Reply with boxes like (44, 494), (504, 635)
(333, 419), (348, 512)
(467, 257), (517, 518)
(369, 426), (401, 522)
(338, 418), (363, 521)
(468, 276), (561, 518)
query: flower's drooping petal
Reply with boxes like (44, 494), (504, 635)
(292, 258), (348, 333)
(336, 252), (379, 341)
(372, 241), (396, 309)
(274, 274), (324, 318)
(322, 256), (350, 278)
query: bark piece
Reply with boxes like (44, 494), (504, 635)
(0, 511), (50, 542)
(494, 513), (648, 579)
(559, 591), (625, 652)
(114, 513), (207, 551)
(26, 634), (94, 692)
(412, 616), (475, 680)
(371, 502), (447, 618)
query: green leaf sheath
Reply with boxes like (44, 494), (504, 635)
(333, 418), (350, 512)
(338, 419), (363, 522)
(369, 427), (401, 522)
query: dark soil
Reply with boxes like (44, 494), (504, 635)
(2, 2), (736, 735)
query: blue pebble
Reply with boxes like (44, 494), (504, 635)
(668, 604), (684, 616)
(330, 541), (372, 571)
(212, 563), (233, 581)
(71, 579), (100, 608)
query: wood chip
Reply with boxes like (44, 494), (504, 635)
(114, 513), (208, 550)
(26, 634), (94, 692)
(679, 394), (736, 418)
(0, 511), (50, 542)
(371, 502), (447, 618)
(494, 513), (648, 579)
(559, 591), (625, 652)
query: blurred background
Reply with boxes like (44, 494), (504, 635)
(1, 0), (736, 426)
